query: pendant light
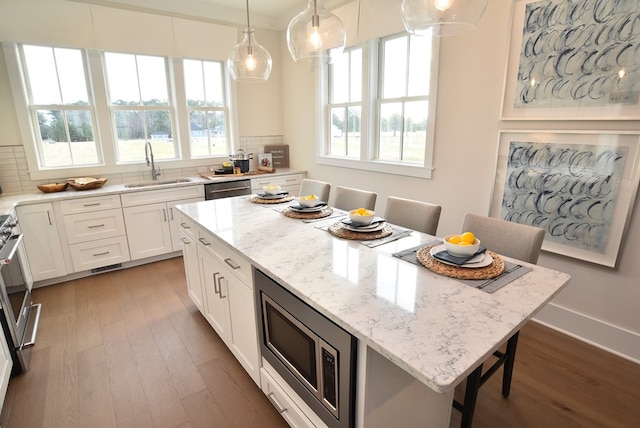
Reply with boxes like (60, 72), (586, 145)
(227, 0), (272, 81)
(286, 0), (346, 64)
(401, 0), (489, 37)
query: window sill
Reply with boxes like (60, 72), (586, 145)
(316, 156), (433, 179)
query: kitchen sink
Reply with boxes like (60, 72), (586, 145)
(124, 178), (193, 188)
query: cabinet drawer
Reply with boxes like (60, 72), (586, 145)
(60, 194), (122, 214)
(261, 367), (318, 428)
(177, 212), (196, 240)
(63, 208), (126, 244)
(197, 228), (252, 287)
(251, 174), (303, 191)
(69, 235), (130, 272)
(121, 185), (203, 207)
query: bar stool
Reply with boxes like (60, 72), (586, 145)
(299, 179), (331, 203)
(454, 213), (545, 428)
(333, 186), (377, 211)
(384, 196), (441, 235)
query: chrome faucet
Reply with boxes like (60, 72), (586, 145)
(145, 141), (160, 180)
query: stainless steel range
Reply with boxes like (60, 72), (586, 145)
(0, 213), (41, 375)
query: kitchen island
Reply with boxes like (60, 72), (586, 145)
(176, 196), (571, 427)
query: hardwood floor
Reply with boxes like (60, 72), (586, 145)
(2, 257), (638, 427)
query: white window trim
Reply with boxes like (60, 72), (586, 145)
(317, 36), (439, 179)
(2, 42), (236, 181)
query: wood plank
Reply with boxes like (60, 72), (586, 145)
(77, 345), (117, 427)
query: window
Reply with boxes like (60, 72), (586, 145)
(8, 41), (235, 180)
(21, 45), (99, 168)
(183, 59), (229, 158)
(322, 31), (438, 178)
(104, 52), (177, 163)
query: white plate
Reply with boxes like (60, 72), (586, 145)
(341, 221), (386, 233)
(257, 192), (289, 200)
(289, 204), (326, 212)
(429, 245), (493, 268)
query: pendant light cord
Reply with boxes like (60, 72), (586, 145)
(245, 0), (252, 49)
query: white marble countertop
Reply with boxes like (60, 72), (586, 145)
(0, 169), (304, 214)
(176, 196), (571, 394)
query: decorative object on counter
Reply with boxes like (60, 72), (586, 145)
(230, 149), (253, 173)
(298, 194), (321, 207)
(417, 245), (505, 280)
(67, 177), (108, 191)
(226, 0), (272, 82)
(258, 153), (273, 170)
(348, 208), (375, 225)
(264, 144), (289, 168)
(283, 205), (333, 220)
(286, 0), (346, 64)
(327, 221), (393, 241)
(36, 182), (69, 193)
(401, 0), (488, 37)
(262, 185), (282, 195)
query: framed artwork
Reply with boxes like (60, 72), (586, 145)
(501, 0), (640, 120)
(490, 131), (640, 267)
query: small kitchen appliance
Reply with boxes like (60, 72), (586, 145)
(230, 149), (253, 173)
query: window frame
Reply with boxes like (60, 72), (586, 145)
(318, 32), (439, 179)
(2, 42), (236, 181)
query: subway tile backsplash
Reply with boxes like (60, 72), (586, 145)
(0, 135), (285, 194)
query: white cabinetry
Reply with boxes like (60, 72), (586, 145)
(60, 195), (130, 272)
(16, 203), (67, 281)
(121, 186), (203, 260)
(251, 173), (303, 195)
(179, 214), (204, 313)
(195, 227), (259, 385)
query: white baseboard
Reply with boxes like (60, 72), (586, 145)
(533, 303), (640, 365)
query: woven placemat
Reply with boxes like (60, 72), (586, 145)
(282, 206), (333, 219)
(328, 221), (393, 241)
(416, 245), (505, 280)
(251, 195), (295, 204)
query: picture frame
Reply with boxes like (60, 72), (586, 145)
(490, 131), (640, 267)
(501, 0), (640, 120)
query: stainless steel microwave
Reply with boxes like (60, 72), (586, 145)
(254, 268), (356, 428)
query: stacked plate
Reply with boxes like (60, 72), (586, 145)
(429, 245), (493, 268)
(289, 202), (328, 212)
(341, 217), (386, 232)
(256, 191), (289, 200)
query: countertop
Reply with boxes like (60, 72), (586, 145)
(0, 169), (305, 214)
(176, 196), (571, 394)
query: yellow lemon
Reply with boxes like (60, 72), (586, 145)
(447, 235), (461, 244)
(460, 231), (475, 244)
(458, 241), (472, 246)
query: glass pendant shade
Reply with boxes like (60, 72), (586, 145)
(401, 0), (489, 37)
(287, 0), (346, 64)
(227, 29), (272, 82)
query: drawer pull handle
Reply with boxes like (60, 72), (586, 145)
(93, 251), (110, 257)
(88, 224), (105, 229)
(266, 392), (287, 414)
(180, 222), (191, 228)
(198, 237), (211, 246)
(224, 258), (241, 270)
(181, 237), (190, 244)
(286, 178), (296, 182)
(83, 203), (101, 207)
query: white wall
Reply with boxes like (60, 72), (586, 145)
(282, 0), (640, 362)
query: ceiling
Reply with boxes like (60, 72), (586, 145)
(69, 0), (348, 31)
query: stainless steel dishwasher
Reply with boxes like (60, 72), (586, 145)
(204, 179), (251, 200)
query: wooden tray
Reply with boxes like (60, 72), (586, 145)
(37, 182), (69, 193)
(67, 177), (108, 191)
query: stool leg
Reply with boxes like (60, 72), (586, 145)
(502, 331), (520, 397)
(461, 364), (483, 428)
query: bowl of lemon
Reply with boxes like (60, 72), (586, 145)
(348, 208), (375, 226)
(263, 185), (282, 195)
(299, 194), (320, 207)
(443, 232), (480, 257)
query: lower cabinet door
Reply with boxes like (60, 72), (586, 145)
(227, 275), (259, 385)
(199, 248), (230, 341)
